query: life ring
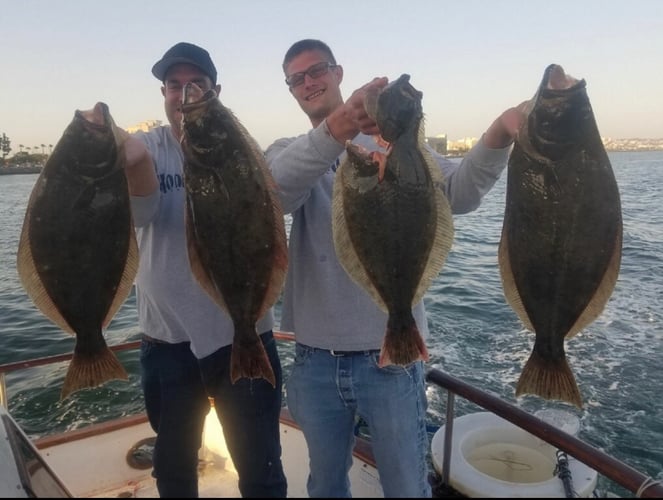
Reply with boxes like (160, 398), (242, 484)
(430, 412), (598, 498)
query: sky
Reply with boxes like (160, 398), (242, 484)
(1, 0), (662, 153)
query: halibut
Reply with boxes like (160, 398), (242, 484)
(333, 74), (454, 366)
(180, 83), (288, 387)
(499, 64), (623, 407)
(16, 103), (135, 399)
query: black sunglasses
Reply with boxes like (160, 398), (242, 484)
(285, 62), (338, 88)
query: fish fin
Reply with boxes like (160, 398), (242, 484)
(185, 208), (231, 313)
(379, 318), (429, 367)
(60, 346), (129, 400)
(102, 121), (138, 328)
(515, 350), (582, 408)
(566, 227), (622, 339)
(257, 171), (289, 320)
(103, 224), (139, 328)
(332, 149), (388, 312)
(413, 144), (454, 306)
(498, 231), (535, 331)
(230, 334), (276, 388)
(16, 207), (75, 335)
(257, 225), (288, 320)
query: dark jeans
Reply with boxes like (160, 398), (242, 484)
(198, 330), (287, 498)
(140, 338), (210, 498)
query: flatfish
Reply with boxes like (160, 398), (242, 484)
(16, 102), (136, 399)
(332, 74), (454, 366)
(180, 83), (288, 387)
(499, 64), (623, 407)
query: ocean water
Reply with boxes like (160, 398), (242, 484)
(1, 151), (661, 495)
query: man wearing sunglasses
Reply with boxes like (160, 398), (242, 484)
(265, 38), (524, 497)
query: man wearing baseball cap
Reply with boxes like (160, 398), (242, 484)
(151, 42), (218, 84)
(123, 42), (288, 497)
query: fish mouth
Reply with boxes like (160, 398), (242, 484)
(182, 82), (217, 109)
(76, 102), (110, 129)
(368, 73), (422, 143)
(543, 64), (579, 91)
(535, 65), (585, 102)
(517, 64), (590, 163)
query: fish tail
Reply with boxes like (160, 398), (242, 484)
(60, 347), (129, 400)
(230, 336), (276, 388)
(515, 350), (582, 408)
(379, 320), (429, 367)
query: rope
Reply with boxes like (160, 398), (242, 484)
(636, 477), (663, 498)
(555, 449), (576, 498)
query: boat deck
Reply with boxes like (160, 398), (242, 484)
(34, 410), (383, 498)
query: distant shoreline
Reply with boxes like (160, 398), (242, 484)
(443, 147), (663, 158)
(0, 166), (42, 175)
(1, 147), (661, 175)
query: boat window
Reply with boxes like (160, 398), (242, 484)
(2, 414), (72, 498)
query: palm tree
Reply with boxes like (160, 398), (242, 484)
(41, 144), (46, 154)
(19, 144), (24, 152)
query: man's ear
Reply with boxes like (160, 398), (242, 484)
(335, 65), (344, 85)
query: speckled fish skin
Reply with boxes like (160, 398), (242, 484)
(499, 64), (623, 408)
(16, 102), (135, 399)
(333, 74), (454, 367)
(181, 83), (288, 387)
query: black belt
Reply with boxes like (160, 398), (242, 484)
(328, 349), (380, 357)
(298, 343), (380, 357)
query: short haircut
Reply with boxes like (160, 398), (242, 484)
(282, 39), (337, 71)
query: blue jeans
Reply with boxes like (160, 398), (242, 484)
(198, 330), (287, 498)
(286, 343), (431, 498)
(140, 338), (210, 498)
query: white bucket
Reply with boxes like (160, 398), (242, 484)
(430, 412), (598, 498)
(534, 409), (581, 436)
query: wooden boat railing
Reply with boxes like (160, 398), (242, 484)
(0, 332), (661, 498)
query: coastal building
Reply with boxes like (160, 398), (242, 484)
(125, 120), (162, 133)
(426, 135), (447, 155)
(429, 135), (479, 156)
(427, 134), (663, 155)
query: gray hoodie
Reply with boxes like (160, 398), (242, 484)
(265, 120), (509, 351)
